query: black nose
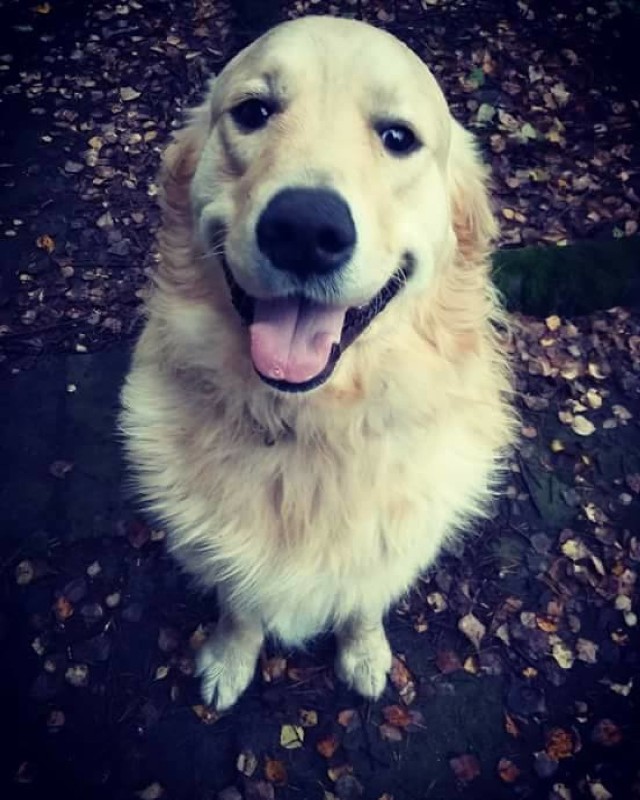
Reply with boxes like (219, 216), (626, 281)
(256, 188), (356, 278)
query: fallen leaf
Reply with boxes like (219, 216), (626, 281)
(588, 779), (613, 800)
(551, 639), (575, 669)
(389, 656), (416, 704)
(505, 713), (519, 737)
(591, 719), (622, 746)
(382, 705), (411, 728)
(327, 764), (352, 782)
(54, 596), (74, 622)
(379, 723), (403, 742)
(280, 724), (304, 749)
(576, 638), (599, 664)
(299, 708), (318, 727)
(545, 728), (575, 759)
(15, 560), (35, 586)
(36, 234), (55, 253)
(458, 613), (486, 648)
(237, 751), (258, 777)
(65, 664), (89, 687)
(426, 591), (447, 612)
(476, 103), (495, 123)
(436, 649), (462, 674)
(545, 315), (561, 331)
(571, 416), (595, 436)
(264, 759), (287, 785)
(449, 753), (481, 784)
(561, 539), (590, 561)
(316, 735), (339, 759)
(262, 656), (287, 682)
(498, 757), (520, 783)
(191, 705), (218, 724)
(536, 615), (559, 633)
(120, 86), (141, 102)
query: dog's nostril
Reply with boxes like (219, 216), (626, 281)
(316, 226), (346, 256)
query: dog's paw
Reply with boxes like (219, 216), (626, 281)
(335, 630), (392, 699)
(196, 632), (259, 711)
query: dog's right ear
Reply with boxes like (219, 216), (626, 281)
(159, 97), (211, 225)
(155, 89), (213, 289)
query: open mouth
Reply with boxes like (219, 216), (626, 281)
(222, 257), (414, 393)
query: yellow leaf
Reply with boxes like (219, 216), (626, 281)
(280, 724), (304, 749)
(33, 3), (52, 14)
(571, 415), (595, 437)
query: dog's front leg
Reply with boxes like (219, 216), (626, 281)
(335, 611), (392, 699)
(196, 591), (264, 711)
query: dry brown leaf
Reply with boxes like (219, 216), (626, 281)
(264, 758), (287, 785)
(436, 649), (462, 674)
(36, 234), (55, 253)
(316, 735), (339, 759)
(382, 705), (411, 728)
(389, 656), (416, 704)
(591, 719), (622, 746)
(54, 595), (74, 622)
(498, 757), (520, 783)
(449, 753), (481, 784)
(545, 727), (575, 760)
(191, 704), (218, 725)
(505, 713), (520, 737)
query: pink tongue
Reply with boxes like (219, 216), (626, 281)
(250, 297), (347, 384)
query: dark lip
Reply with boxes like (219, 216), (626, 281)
(221, 256), (415, 393)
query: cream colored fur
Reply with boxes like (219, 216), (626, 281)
(120, 16), (514, 710)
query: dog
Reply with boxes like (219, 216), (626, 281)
(120, 15), (514, 711)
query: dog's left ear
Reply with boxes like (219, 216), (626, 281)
(447, 120), (497, 265)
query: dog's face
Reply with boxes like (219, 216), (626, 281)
(187, 17), (479, 393)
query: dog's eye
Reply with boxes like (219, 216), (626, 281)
(230, 98), (274, 131)
(378, 124), (420, 156)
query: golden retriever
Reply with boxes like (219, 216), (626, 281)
(120, 15), (514, 710)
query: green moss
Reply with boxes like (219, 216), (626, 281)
(492, 236), (640, 316)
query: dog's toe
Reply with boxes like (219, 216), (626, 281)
(335, 632), (392, 699)
(196, 635), (259, 711)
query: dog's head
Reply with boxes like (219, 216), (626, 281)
(162, 16), (495, 393)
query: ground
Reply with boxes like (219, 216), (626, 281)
(1, 1), (639, 799)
